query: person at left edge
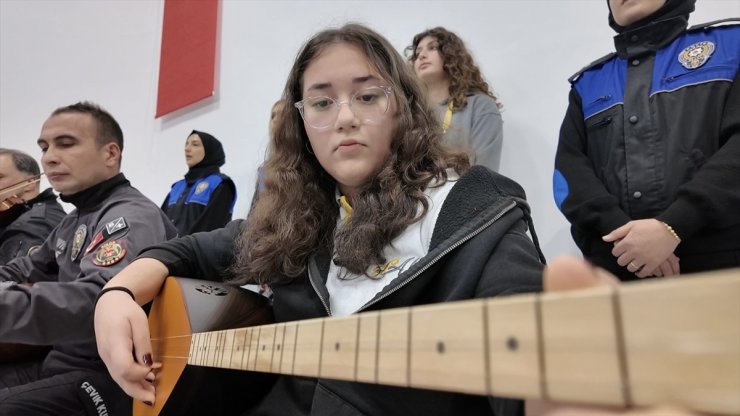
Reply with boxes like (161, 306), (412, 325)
(0, 148), (66, 265)
(161, 130), (236, 236)
(0, 102), (178, 416)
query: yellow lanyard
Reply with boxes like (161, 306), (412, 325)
(442, 101), (453, 133)
(338, 195), (353, 222)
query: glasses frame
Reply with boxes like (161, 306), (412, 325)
(294, 85), (393, 130)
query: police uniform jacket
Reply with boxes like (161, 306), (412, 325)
(0, 174), (177, 375)
(0, 188), (65, 265)
(553, 15), (740, 277)
(140, 166), (545, 416)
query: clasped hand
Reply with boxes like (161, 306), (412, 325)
(603, 219), (680, 278)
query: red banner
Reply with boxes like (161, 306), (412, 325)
(155, 0), (219, 118)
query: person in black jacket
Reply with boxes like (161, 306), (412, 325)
(553, 0), (740, 280)
(0, 102), (177, 416)
(94, 23), (546, 416)
(0, 148), (65, 264)
(162, 130), (236, 236)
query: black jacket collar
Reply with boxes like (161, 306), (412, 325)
(613, 15), (688, 59)
(60, 173), (129, 212)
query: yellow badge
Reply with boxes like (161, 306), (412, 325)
(92, 240), (127, 267)
(195, 181), (209, 195)
(678, 41), (715, 70)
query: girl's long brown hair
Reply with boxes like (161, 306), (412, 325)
(231, 23), (469, 285)
(408, 27), (502, 111)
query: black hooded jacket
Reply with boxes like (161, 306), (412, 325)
(140, 166), (545, 416)
(162, 130), (237, 236)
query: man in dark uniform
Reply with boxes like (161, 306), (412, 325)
(0, 102), (178, 415)
(0, 148), (66, 265)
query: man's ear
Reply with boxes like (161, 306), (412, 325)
(103, 142), (122, 168)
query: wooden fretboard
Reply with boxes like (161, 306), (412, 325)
(169, 270), (739, 415)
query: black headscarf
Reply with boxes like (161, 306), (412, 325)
(607, 0), (695, 33)
(184, 130), (225, 183)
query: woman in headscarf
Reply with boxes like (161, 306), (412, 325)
(161, 130), (236, 235)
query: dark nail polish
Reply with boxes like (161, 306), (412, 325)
(144, 401), (153, 406)
(143, 353), (153, 366)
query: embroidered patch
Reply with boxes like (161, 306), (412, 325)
(678, 41), (715, 69)
(92, 240), (127, 267)
(83, 231), (105, 256)
(70, 224), (87, 261)
(195, 182), (209, 195)
(105, 217), (128, 235)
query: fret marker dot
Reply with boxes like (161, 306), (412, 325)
(262, 345), (266, 351)
(277, 344), (281, 351)
(436, 341), (445, 354)
(335, 342), (340, 351)
(506, 337), (518, 351)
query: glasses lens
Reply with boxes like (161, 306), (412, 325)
(352, 87), (389, 124)
(300, 87), (390, 129)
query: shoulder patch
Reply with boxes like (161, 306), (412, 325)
(194, 181), (209, 195)
(678, 41), (716, 69)
(105, 217), (128, 235)
(92, 240), (127, 267)
(569, 52), (617, 84)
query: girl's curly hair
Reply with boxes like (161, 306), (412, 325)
(407, 27), (502, 111)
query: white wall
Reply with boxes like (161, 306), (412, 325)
(1, 0), (736, 261)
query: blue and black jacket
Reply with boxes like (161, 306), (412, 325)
(553, 16), (740, 279)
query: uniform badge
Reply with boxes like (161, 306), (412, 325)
(195, 182), (209, 195)
(105, 217), (128, 235)
(678, 41), (715, 69)
(70, 224), (87, 261)
(92, 240), (127, 267)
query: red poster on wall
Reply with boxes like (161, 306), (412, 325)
(155, 0), (219, 118)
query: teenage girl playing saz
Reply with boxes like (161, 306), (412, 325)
(94, 23), (545, 416)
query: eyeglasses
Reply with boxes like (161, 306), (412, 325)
(294, 86), (393, 130)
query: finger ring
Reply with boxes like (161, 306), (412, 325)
(629, 262), (639, 271)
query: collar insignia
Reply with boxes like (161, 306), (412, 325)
(678, 41), (715, 69)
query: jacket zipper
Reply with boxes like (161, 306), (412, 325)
(358, 200), (517, 312)
(590, 94), (612, 104)
(308, 262), (332, 316)
(590, 116), (613, 129)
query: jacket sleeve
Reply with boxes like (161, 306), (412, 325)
(0, 198), (175, 344)
(0, 216), (55, 265)
(468, 97), (503, 173)
(139, 219), (244, 283)
(656, 70), (740, 239)
(474, 218), (544, 299)
(186, 179), (237, 234)
(553, 88), (631, 235)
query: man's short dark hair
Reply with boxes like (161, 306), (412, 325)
(0, 148), (41, 177)
(51, 101), (124, 151)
